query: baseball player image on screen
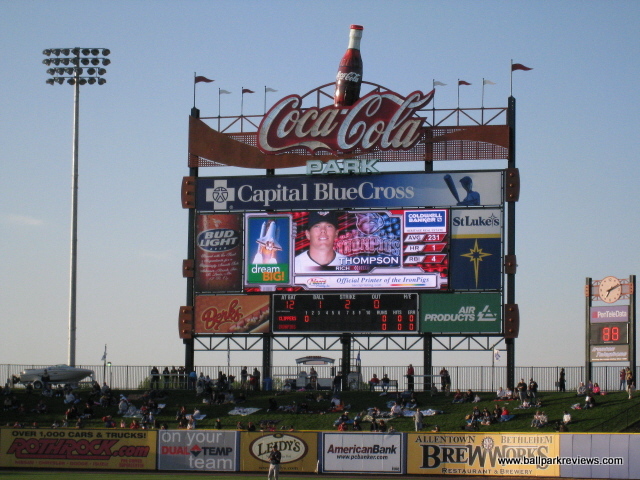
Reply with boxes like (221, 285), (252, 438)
(294, 211), (346, 272)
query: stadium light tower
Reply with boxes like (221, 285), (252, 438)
(43, 47), (110, 366)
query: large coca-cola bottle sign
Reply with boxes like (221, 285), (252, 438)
(334, 25), (363, 107)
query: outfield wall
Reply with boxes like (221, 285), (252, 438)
(1, 428), (638, 478)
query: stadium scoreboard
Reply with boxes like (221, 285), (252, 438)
(273, 293), (418, 333)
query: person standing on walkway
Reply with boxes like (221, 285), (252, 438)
(558, 368), (566, 392)
(268, 444), (282, 480)
(406, 364), (415, 392)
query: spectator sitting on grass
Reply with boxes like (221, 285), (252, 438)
(576, 382), (588, 396)
(463, 389), (475, 402)
(452, 389), (464, 403)
(584, 393), (596, 409)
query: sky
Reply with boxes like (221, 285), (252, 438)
(1, 1), (639, 371)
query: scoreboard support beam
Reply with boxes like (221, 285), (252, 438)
(262, 333), (272, 390)
(341, 334), (352, 391)
(585, 277), (593, 382)
(505, 95), (517, 389)
(423, 332), (433, 391)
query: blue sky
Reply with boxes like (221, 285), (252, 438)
(1, 1), (639, 370)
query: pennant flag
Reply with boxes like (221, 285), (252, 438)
(433, 80), (447, 86)
(101, 345), (107, 362)
(242, 88), (255, 94)
(512, 63), (532, 71)
(265, 87), (278, 92)
(356, 350), (361, 363)
(458, 80), (471, 86)
(195, 76), (214, 83)
(219, 89), (231, 94)
(494, 349), (501, 362)
(483, 79), (496, 85)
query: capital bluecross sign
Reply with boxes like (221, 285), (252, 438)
(196, 172), (503, 212)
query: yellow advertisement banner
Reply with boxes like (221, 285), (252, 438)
(407, 432), (560, 477)
(0, 428), (157, 470)
(240, 431), (318, 473)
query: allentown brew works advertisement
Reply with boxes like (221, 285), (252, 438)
(322, 433), (403, 474)
(240, 432), (318, 473)
(0, 428), (156, 470)
(407, 433), (560, 477)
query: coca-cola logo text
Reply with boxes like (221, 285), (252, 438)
(257, 90), (433, 154)
(336, 72), (361, 82)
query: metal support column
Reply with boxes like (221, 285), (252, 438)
(505, 96), (517, 389)
(423, 333), (433, 392)
(262, 333), (273, 390)
(184, 107), (199, 373)
(341, 334), (351, 391)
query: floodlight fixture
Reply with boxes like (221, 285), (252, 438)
(42, 47), (110, 367)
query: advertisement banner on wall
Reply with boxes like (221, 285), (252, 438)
(240, 432), (318, 473)
(420, 293), (502, 333)
(406, 433), (559, 476)
(590, 306), (629, 323)
(157, 430), (237, 472)
(0, 428), (156, 470)
(195, 214), (243, 292)
(449, 209), (502, 290)
(196, 171), (503, 212)
(322, 432), (403, 474)
(194, 295), (270, 334)
(590, 344), (629, 362)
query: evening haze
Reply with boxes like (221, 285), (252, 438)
(1, 2), (639, 370)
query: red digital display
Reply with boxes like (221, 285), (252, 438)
(589, 322), (628, 345)
(273, 293), (418, 333)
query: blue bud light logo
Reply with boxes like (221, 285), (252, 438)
(197, 229), (239, 252)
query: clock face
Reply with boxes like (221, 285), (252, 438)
(599, 276), (622, 303)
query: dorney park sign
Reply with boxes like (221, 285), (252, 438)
(188, 84), (510, 169)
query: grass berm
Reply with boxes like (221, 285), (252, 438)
(2, 385), (640, 433)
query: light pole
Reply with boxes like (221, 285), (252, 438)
(43, 48), (110, 367)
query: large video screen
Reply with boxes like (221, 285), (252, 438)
(244, 209), (448, 291)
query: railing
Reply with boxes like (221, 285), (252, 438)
(2, 364), (635, 393)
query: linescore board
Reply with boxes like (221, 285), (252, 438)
(273, 293), (418, 333)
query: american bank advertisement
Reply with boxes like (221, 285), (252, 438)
(322, 432), (403, 474)
(406, 433), (560, 477)
(0, 428), (156, 470)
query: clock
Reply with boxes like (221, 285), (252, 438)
(598, 276), (622, 303)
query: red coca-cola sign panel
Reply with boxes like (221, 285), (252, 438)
(257, 89), (434, 155)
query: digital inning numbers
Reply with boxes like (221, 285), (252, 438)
(273, 294), (419, 333)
